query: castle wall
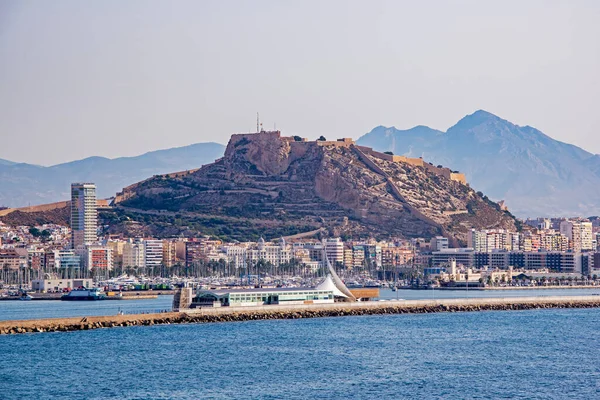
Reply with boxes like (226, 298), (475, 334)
(315, 140), (354, 148)
(229, 131), (282, 148)
(356, 145), (465, 185)
(450, 173), (467, 185)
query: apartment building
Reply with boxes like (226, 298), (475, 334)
(70, 183), (97, 249)
(144, 239), (164, 270)
(123, 239), (145, 269)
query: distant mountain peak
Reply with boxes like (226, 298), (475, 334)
(451, 109), (508, 130)
(471, 109), (497, 118)
(357, 110), (600, 217)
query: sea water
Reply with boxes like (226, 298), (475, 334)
(1, 308), (599, 399)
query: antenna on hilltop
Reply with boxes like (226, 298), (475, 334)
(256, 112), (260, 133)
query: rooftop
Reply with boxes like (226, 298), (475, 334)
(197, 287), (330, 296)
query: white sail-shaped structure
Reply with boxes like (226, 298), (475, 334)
(320, 251), (356, 301)
(316, 275), (349, 299)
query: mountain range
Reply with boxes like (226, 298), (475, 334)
(2, 110), (598, 217)
(0, 143), (225, 208)
(357, 110), (600, 217)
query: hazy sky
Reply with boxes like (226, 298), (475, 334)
(1, 0), (599, 165)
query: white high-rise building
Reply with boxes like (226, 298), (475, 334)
(580, 221), (593, 252)
(70, 183), (97, 249)
(323, 238), (344, 265)
(560, 220), (594, 252)
(144, 239), (164, 270)
(467, 229), (487, 252)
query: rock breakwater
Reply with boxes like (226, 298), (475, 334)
(2, 297), (600, 335)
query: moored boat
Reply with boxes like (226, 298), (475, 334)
(61, 288), (106, 301)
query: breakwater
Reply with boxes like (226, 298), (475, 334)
(2, 296), (600, 335)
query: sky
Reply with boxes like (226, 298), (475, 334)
(0, 0), (599, 166)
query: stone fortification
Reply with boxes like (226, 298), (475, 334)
(270, 133), (468, 185)
(356, 145), (467, 185)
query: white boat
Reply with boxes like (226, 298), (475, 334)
(61, 288), (106, 301)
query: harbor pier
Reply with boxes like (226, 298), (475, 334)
(2, 295), (600, 335)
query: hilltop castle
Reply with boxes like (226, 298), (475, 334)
(227, 130), (467, 185)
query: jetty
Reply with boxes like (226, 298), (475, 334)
(2, 295), (600, 335)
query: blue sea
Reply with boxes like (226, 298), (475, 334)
(1, 301), (600, 398)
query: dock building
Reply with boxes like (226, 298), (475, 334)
(192, 287), (336, 308)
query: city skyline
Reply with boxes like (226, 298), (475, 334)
(1, 1), (599, 165)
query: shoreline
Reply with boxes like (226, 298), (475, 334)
(2, 295), (600, 335)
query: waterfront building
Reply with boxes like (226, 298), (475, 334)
(223, 244), (248, 270)
(185, 240), (206, 268)
(123, 239), (145, 269)
(432, 248), (475, 268)
(184, 239), (223, 268)
(144, 239), (163, 271)
(364, 244), (382, 267)
(430, 236), (449, 252)
(70, 183), (97, 249)
(50, 250), (82, 277)
(246, 238), (291, 268)
(560, 220), (594, 252)
(162, 240), (179, 268)
(323, 238), (344, 265)
(106, 240), (125, 271)
(467, 229), (487, 252)
(293, 241), (325, 263)
(539, 230), (569, 251)
(343, 247), (354, 269)
(175, 240), (187, 260)
(81, 245), (113, 272)
(31, 278), (93, 292)
(27, 248), (45, 272)
(468, 229), (520, 252)
(352, 245), (365, 268)
(581, 253), (595, 277)
(524, 251), (581, 273)
(432, 249), (582, 274)
(0, 249), (27, 270)
(192, 287), (336, 307)
(381, 245), (415, 268)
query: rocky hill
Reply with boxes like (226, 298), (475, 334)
(111, 131), (516, 244)
(0, 205), (70, 227)
(358, 110), (600, 217)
